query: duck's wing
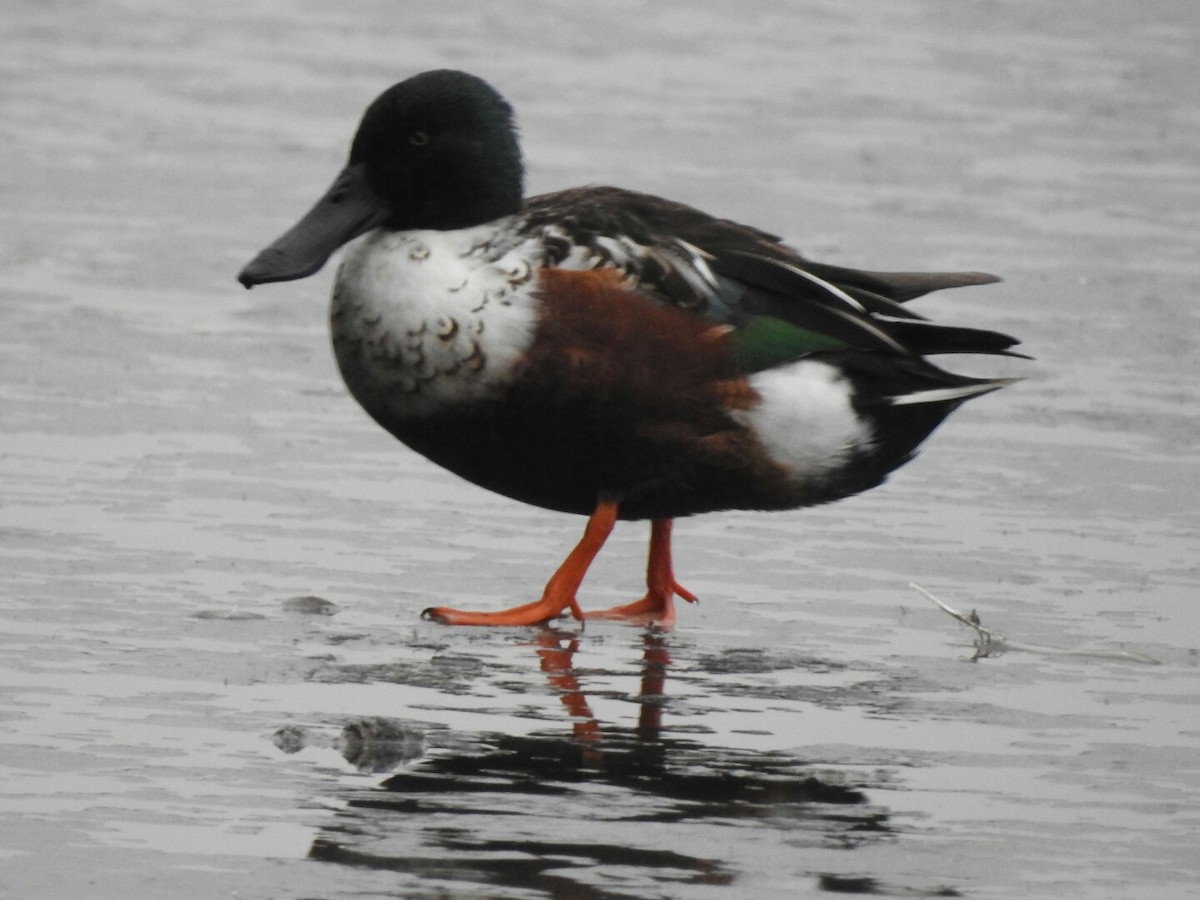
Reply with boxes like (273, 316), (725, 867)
(521, 186), (1021, 370)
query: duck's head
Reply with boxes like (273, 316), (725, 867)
(239, 69), (523, 288)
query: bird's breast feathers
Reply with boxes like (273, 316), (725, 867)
(331, 225), (544, 417)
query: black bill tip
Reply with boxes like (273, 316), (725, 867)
(237, 248), (325, 289)
(235, 163), (392, 290)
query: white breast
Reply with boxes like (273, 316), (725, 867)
(331, 225), (542, 418)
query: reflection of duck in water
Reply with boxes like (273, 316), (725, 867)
(531, 627), (669, 755)
(306, 630), (893, 895)
(240, 70), (1020, 627)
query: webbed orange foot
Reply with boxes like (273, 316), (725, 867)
(421, 500), (618, 627)
(421, 594), (583, 627)
(584, 584), (697, 628)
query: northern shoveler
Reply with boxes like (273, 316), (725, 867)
(239, 69), (1020, 628)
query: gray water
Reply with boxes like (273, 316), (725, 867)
(2, 2), (1198, 898)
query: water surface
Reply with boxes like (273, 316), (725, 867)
(2, 2), (1198, 898)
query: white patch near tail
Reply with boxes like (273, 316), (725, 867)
(889, 380), (1010, 407)
(733, 360), (874, 481)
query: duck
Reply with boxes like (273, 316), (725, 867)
(238, 69), (1020, 628)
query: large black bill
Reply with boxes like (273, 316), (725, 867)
(238, 163), (392, 288)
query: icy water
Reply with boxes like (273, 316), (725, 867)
(2, 2), (1199, 898)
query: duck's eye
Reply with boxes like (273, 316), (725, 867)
(409, 131), (429, 147)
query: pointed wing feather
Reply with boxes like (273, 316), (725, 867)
(800, 260), (1001, 302)
(710, 250), (909, 355)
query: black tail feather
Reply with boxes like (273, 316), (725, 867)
(879, 319), (1025, 357)
(801, 260), (1001, 302)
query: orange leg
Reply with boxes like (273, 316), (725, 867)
(421, 500), (619, 626)
(585, 518), (698, 627)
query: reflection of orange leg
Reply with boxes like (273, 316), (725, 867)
(637, 632), (671, 738)
(422, 500), (618, 626)
(531, 629), (601, 744)
(585, 518), (698, 627)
